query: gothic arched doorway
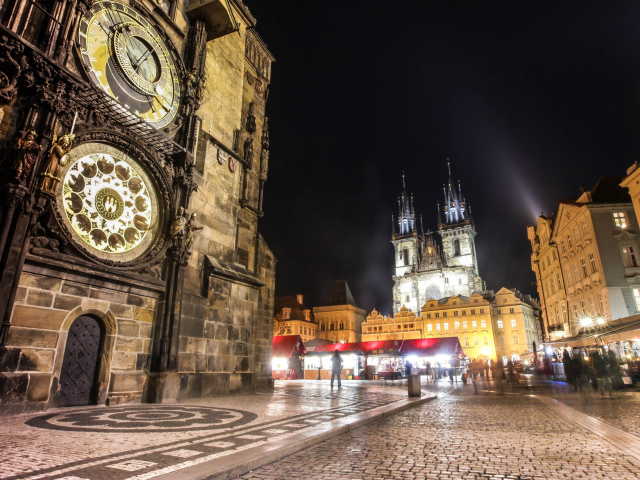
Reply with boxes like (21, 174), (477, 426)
(59, 315), (103, 406)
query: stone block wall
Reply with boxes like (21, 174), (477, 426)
(0, 262), (161, 412)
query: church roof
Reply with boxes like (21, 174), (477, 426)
(324, 280), (358, 307)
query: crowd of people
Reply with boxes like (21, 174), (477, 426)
(561, 348), (621, 398)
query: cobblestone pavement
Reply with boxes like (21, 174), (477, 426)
(0, 381), (413, 479)
(239, 378), (640, 480)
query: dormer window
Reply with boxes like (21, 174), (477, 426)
(303, 309), (310, 321)
(614, 212), (627, 228)
(282, 308), (291, 320)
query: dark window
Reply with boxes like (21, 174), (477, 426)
(453, 238), (461, 256)
(403, 248), (409, 265)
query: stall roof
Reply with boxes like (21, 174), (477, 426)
(312, 338), (464, 357)
(273, 335), (307, 357)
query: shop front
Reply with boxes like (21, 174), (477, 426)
(272, 336), (307, 380)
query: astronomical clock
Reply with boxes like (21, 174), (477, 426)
(78, 0), (180, 128)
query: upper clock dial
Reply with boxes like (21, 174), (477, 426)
(78, 1), (180, 128)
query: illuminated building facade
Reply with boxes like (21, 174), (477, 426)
(391, 163), (484, 314)
(274, 295), (317, 343)
(314, 280), (366, 344)
(529, 177), (640, 340)
(0, 0), (276, 411)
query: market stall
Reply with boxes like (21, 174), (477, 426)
(272, 335), (307, 380)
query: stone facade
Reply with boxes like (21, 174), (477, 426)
(529, 177), (639, 340)
(314, 281), (366, 344)
(0, 0), (276, 412)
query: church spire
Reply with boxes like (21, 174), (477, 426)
(437, 202), (443, 226)
(397, 174), (416, 235)
(391, 213), (396, 235)
(442, 159), (467, 226)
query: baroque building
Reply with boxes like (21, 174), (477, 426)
(314, 280), (366, 344)
(0, 0), (277, 411)
(392, 163), (484, 314)
(273, 294), (317, 342)
(529, 177), (640, 340)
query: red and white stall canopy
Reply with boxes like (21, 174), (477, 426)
(273, 335), (307, 357)
(311, 338), (464, 357)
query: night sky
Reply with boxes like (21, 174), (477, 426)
(249, 1), (640, 314)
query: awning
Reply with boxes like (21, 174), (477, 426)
(273, 335), (307, 357)
(312, 338), (464, 358)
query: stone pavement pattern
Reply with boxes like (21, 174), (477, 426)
(239, 380), (640, 480)
(0, 381), (412, 480)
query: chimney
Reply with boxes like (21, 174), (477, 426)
(297, 294), (303, 305)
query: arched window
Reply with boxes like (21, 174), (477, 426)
(403, 248), (409, 265)
(339, 321), (344, 330)
(330, 322), (334, 331)
(453, 238), (461, 256)
(321, 323), (325, 331)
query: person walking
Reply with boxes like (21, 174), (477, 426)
(562, 349), (573, 387)
(607, 349), (621, 389)
(330, 350), (343, 389)
(493, 359), (505, 395)
(405, 359), (412, 376)
(591, 350), (613, 399)
(471, 360), (479, 394)
(570, 353), (584, 392)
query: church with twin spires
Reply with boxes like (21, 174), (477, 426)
(392, 161), (485, 312)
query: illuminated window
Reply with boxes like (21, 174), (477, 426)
(427, 324), (433, 332)
(581, 258), (588, 277)
(464, 337), (470, 347)
(474, 337), (479, 346)
(512, 334), (519, 345)
(436, 323), (441, 331)
(613, 212), (627, 228)
(454, 321), (460, 330)
(483, 336), (488, 345)
(511, 318), (517, 328)
(589, 253), (597, 273)
(497, 320), (503, 329)
(623, 247), (638, 267)
(634, 289), (640, 311)
(462, 321), (468, 329)
(282, 308), (291, 320)
(472, 320), (477, 328)
(443, 323), (449, 331)
(481, 319), (486, 328)
(581, 220), (588, 236)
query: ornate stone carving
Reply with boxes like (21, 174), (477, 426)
(9, 130), (41, 185)
(243, 135), (253, 165)
(185, 213), (202, 249)
(38, 130), (74, 194)
(245, 102), (256, 133)
(171, 206), (187, 246)
(0, 36), (31, 103)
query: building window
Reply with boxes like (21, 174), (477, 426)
(567, 234), (573, 248)
(561, 240), (565, 253)
(406, 295), (410, 302)
(403, 248), (409, 265)
(588, 297), (595, 315)
(497, 309), (501, 314)
(565, 268), (572, 286)
(573, 264), (580, 282)
(427, 324), (433, 332)
(509, 308), (515, 314)
(463, 321), (468, 329)
(443, 312), (448, 317)
(454, 310), (458, 316)
(588, 253), (597, 273)
(562, 304), (567, 322)
(330, 322), (335, 331)
(479, 308), (485, 314)
(426, 313), (431, 319)
(462, 310), (467, 315)
(512, 334), (519, 345)
(454, 321), (460, 330)
(443, 323), (449, 331)
(613, 212), (627, 228)
(556, 273), (562, 290)
(581, 258), (588, 277)
(481, 319), (487, 328)
(634, 289), (640, 311)
(464, 337), (470, 347)
(580, 300), (587, 315)
(581, 220), (588, 236)
(321, 323), (325, 331)
(497, 320), (503, 329)
(454, 238), (461, 256)
(339, 321), (344, 330)
(470, 309), (476, 315)
(511, 318), (517, 328)
(282, 308), (291, 320)
(623, 247), (638, 267)
(472, 320), (477, 328)
(574, 227), (580, 243)
(474, 336), (479, 346)
(436, 324), (441, 331)
(435, 313), (440, 318)
(595, 293), (603, 314)
(553, 250), (557, 260)
(483, 336), (488, 345)
(555, 307), (560, 324)
(572, 304), (578, 319)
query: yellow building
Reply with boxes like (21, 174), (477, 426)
(421, 294), (497, 361)
(527, 215), (569, 340)
(274, 295), (317, 343)
(361, 307), (422, 341)
(314, 281), (366, 344)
